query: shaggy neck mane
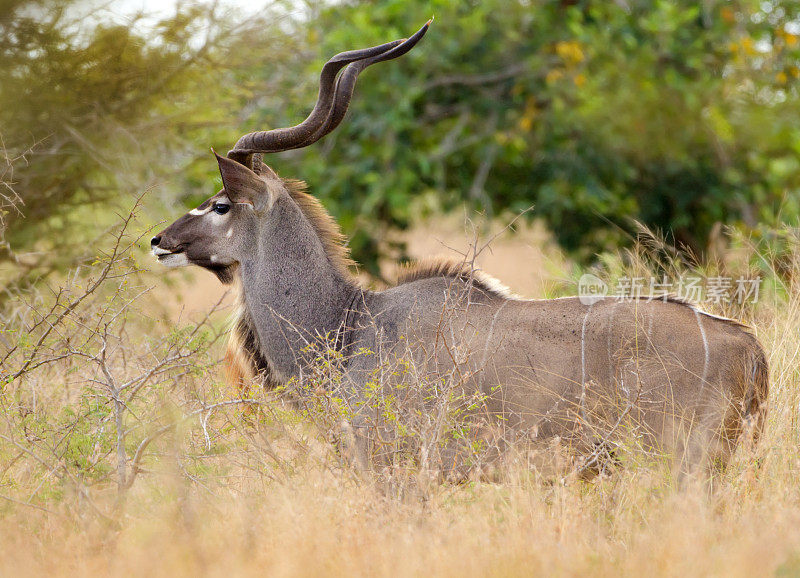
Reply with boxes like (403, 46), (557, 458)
(283, 179), (358, 284)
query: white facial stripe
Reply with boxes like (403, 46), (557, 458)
(157, 253), (190, 268)
(226, 228), (233, 238)
(189, 196), (231, 216)
(152, 246), (172, 256)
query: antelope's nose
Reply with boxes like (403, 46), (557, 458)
(150, 236), (161, 247)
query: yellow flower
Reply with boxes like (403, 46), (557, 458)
(555, 41), (584, 65)
(573, 73), (586, 87)
(545, 69), (564, 84)
(740, 36), (755, 55)
(776, 71), (788, 84)
(518, 98), (538, 132)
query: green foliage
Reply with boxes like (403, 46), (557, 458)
(4, 0), (800, 284)
(253, 0), (800, 271)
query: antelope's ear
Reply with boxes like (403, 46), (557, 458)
(214, 151), (273, 210)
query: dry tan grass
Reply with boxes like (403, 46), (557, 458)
(1, 215), (799, 577)
(1, 455), (799, 577)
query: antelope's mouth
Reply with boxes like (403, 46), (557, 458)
(152, 246), (189, 267)
(152, 245), (182, 257)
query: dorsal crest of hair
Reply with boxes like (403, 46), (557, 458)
(396, 256), (515, 298)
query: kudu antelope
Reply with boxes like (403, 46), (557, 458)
(152, 22), (767, 477)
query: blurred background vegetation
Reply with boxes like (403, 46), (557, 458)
(2, 0), (799, 284)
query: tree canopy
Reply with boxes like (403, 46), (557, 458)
(265, 0), (800, 271)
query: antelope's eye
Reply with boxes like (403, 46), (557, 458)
(212, 203), (230, 215)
